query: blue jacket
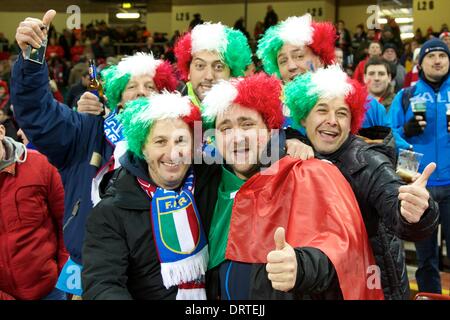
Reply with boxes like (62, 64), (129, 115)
(389, 75), (450, 186)
(364, 96), (411, 151)
(11, 55), (114, 264)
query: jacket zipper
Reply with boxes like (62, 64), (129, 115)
(63, 199), (80, 232)
(435, 92), (439, 181)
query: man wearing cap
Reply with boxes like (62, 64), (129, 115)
(382, 42), (406, 92)
(11, 9), (178, 297)
(389, 38), (450, 294)
(284, 65), (439, 299)
(198, 73), (385, 300)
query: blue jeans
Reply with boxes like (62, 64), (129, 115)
(42, 287), (67, 300)
(415, 184), (450, 293)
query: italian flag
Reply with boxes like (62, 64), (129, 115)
(160, 203), (200, 254)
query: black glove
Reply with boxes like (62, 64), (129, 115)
(403, 116), (424, 138)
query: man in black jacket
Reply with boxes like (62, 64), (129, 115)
(284, 65), (439, 299)
(82, 93), (208, 300)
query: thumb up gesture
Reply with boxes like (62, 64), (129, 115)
(16, 9), (56, 55)
(266, 227), (298, 292)
(398, 162), (436, 223)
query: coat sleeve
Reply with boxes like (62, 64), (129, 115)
(294, 247), (337, 295)
(45, 159), (69, 272)
(10, 55), (101, 170)
(81, 201), (133, 300)
(364, 151), (439, 241)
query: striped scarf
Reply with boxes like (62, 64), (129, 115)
(137, 169), (208, 300)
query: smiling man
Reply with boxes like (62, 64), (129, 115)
(82, 93), (207, 300)
(174, 22), (252, 106)
(364, 57), (395, 111)
(284, 65), (439, 299)
(256, 14), (336, 84)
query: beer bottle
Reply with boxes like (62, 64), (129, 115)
(88, 59), (106, 116)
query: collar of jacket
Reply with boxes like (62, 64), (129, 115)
(316, 135), (369, 175)
(315, 130), (395, 175)
(418, 68), (450, 92)
(111, 151), (159, 211)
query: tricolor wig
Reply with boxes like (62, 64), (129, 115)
(118, 92), (201, 159)
(202, 73), (284, 130)
(284, 65), (367, 134)
(101, 52), (178, 111)
(256, 14), (337, 78)
(174, 22), (252, 81)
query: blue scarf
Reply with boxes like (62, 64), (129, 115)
(137, 169), (208, 300)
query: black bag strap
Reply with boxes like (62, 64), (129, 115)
(401, 86), (416, 115)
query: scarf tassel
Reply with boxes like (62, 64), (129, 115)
(160, 245), (209, 289)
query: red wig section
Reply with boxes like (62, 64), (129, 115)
(154, 61), (178, 92)
(310, 21), (338, 66)
(345, 78), (368, 134)
(233, 73), (284, 130)
(182, 103), (202, 130)
(174, 33), (192, 81)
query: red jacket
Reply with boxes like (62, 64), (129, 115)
(0, 150), (68, 300)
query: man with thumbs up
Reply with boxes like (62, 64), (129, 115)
(199, 73), (384, 300)
(266, 227), (298, 293)
(10, 10), (179, 298)
(284, 66), (439, 299)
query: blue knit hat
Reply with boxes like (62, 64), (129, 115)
(418, 38), (450, 66)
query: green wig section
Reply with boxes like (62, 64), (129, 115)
(101, 65), (131, 112)
(117, 97), (153, 159)
(256, 24), (284, 78)
(223, 28), (252, 77)
(283, 73), (319, 129)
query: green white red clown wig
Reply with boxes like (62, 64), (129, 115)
(201, 73), (284, 130)
(174, 22), (252, 81)
(256, 14), (337, 78)
(119, 92), (201, 159)
(284, 65), (367, 134)
(101, 52), (178, 111)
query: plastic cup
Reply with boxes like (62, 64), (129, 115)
(396, 149), (424, 183)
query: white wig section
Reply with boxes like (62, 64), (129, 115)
(191, 22), (227, 54)
(202, 80), (238, 120)
(117, 52), (162, 78)
(310, 65), (353, 99)
(139, 91), (193, 122)
(278, 14), (314, 47)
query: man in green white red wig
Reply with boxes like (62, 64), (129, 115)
(284, 65), (439, 300)
(89, 53), (179, 206)
(174, 22), (252, 107)
(284, 64), (367, 140)
(101, 52), (178, 112)
(257, 13), (337, 84)
(82, 92), (209, 300)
